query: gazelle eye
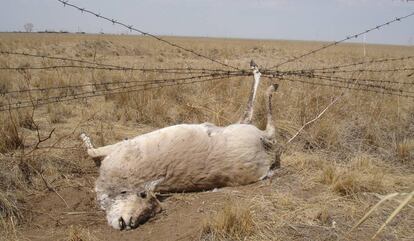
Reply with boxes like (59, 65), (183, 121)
(139, 191), (147, 198)
(120, 191), (127, 194)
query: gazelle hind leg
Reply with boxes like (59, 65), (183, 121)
(80, 133), (110, 160)
(80, 133), (94, 150)
(80, 133), (101, 158)
(80, 133), (126, 159)
(80, 133), (103, 166)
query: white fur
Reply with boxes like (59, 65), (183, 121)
(81, 75), (278, 230)
(252, 68), (261, 108)
(89, 122), (276, 230)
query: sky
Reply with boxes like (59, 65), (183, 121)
(0, 0), (414, 45)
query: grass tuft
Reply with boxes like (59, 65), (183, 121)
(201, 201), (255, 241)
(319, 156), (386, 196)
(0, 115), (23, 154)
(66, 226), (98, 241)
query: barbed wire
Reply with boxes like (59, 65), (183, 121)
(0, 71), (243, 95)
(2, 64), (412, 112)
(282, 55), (414, 73)
(3, 62), (411, 98)
(2, 54), (411, 79)
(263, 74), (414, 99)
(272, 71), (414, 94)
(303, 74), (414, 94)
(3, 0), (414, 108)
(263, 69), (414, 86)
(0, 72), (240, 104)
(0, 50), (133, 69)
(57, 0), (239, 70)
(268, 12), (414, 70)
(2, 52), (411, 81)
(0, 75), (223, 107)
(5, 70), (410, 111)
(310, 67), (414, 75)
(0, 73), (243, 112)
(266, 73), (414, 97)
(0, 50), (238, 74)
(313, 73), (414, 86)
(0, 64), (239, 74)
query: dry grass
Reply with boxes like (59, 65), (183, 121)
(0, 113), (24, 153)
(321, 156), (388, 196)
(0, 33), (413, 240)
(66, 226), (98, 241)
(201, 201), (255, 241)
(350, 191), (414, 240)
(395, 138), (414, 162)
(47, 103), (73, 124)
(0, 157), (27, 239)
(0, 192), (24, 226)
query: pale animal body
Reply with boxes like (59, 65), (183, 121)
(81, 66), (279, 230)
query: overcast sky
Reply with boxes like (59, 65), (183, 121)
(1, 0), (413, 45)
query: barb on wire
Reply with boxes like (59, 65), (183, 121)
(0, 73), (243, 112)
(56, 0), (239, 70)
(268, 12), (414, 69)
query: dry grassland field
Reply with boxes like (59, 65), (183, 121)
(0, 33), (413, 241)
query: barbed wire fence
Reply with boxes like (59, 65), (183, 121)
(0, 50), (240, 74)
(288, 55), (414, 72)
(263, 75), (414, 99)
(0, 73), (245, 112)
(0, 0), (413, 114)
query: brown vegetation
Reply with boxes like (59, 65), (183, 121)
(0, 33), (413, 240)
(201, 201), (255, 241)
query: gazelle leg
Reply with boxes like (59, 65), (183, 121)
(240, 63), (261, 124)
(80, 133), (122, 159)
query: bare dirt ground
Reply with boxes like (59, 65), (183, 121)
(17, 151), (414, 241)
(14, 163), (355, 241)
(1, 34), (413, 241)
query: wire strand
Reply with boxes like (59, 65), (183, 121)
(0, 64), (239, 73)
(0, 50), (241, 74)
(262, 74), (414, 99)
(0, 72), (243, 95)
(0, 74), (243, 112)
(262, 70), (414, 86)
(280, 55), (414, 73)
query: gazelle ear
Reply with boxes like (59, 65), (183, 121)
(143, 177), (165, 192)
